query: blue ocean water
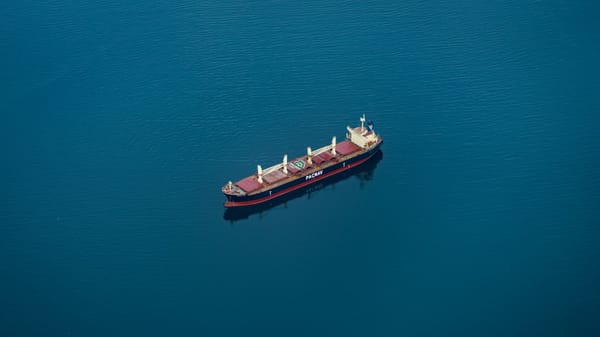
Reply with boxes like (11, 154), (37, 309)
(2, 1), (600, 336)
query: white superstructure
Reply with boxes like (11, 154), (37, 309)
(346, 114), (378, 149)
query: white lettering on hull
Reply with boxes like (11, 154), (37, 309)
(305, 170), (323, 181)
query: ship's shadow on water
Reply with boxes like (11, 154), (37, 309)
(223, 150), (384, 223)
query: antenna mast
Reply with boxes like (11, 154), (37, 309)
(360, 114), (366, 131)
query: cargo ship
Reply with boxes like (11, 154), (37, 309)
(223, 150), (383, 222)
(222, 114), (383, 207)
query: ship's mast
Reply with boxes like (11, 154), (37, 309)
(360, 114), (366, 131)
(331, 136), (336, 155)
(257, 165), (263, 183)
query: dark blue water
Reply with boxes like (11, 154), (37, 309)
(3, 1), (600, 336)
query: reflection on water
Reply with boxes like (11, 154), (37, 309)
(223, 150), (384, 222)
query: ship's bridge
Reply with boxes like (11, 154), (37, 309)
(346, 114), (380, 148)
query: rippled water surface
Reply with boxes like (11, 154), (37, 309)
(2, 1), (600, 336)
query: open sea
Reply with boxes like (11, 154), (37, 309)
(2, 1), (600, 336)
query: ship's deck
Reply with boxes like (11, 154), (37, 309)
(232, 140), (367, 195)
